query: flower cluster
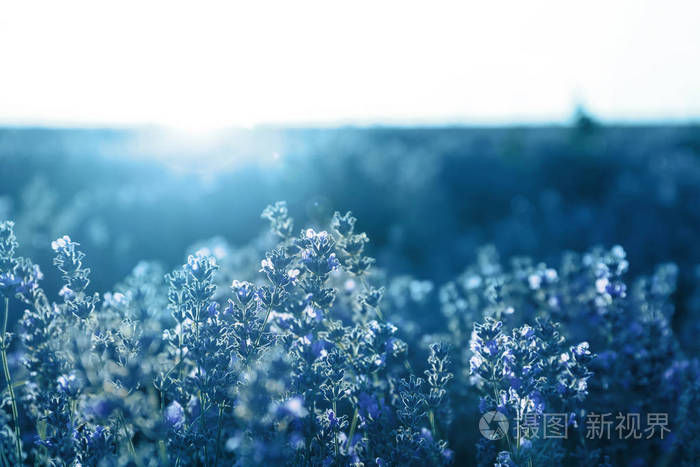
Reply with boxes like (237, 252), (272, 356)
(3, 205), (458, 466)
(469, 317), (593, 465)
(437, 242), (699, 465)
(52, 235), (100, 320)
(1, 201), (699, 466)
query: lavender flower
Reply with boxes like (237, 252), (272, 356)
(0, 204), (695, 466)
(165, 400), (185, 430)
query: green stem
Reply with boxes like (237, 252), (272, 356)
(374, 306), (384, 321)
(1, 446), (10, 467)
(178, 317), (184, 382)
(346, 407), (359, 450)
(200, 392), (209, 465)
(516, 407), (521, 453)
(69, 399), (77, 427)
(428, 409), (437, 439)
(333, 400), (339, 461)
(255, 309), (272, 348)
(1, 298), (6, 342)
(119, 411), (137, 462)
(359, 275), (383, 320)
(254, 287), (277, 349)
(214, 404), (224, 467)
(194, 305), (210, 465)
(1, 297), (22, 464)
(491, 367), (511, 453)
(158, 387), (167, 464)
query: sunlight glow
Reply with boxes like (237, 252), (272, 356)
(1, 0), (699, 129)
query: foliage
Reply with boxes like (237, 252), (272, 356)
(1, 195), (699, 465)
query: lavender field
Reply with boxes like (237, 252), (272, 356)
(1, 124), (700, 465)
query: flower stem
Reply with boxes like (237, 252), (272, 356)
(254, 287), (278, 349)
(200, 393), (209, 465)
(429, 409), (437, 439)
(1, 297), (22, 464)
(121, 411), (137, 460)
(333, 400), (339, 461)
(178, 316), (184, 382)
(214, 404), (224, 467)
(346, 407), (359, 450)
(194, 304), (210, 465)
(158, 386), (167, 464)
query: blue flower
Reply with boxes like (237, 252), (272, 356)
(50, 235), (72, 253)
(57, 373), (81, 398)
(495, 451), (516, 467)
(231, 280), (256, 306)
(0, 271), (20, 296)
(206, 301), (220, 317)
(358, 392), (380, 420)
(165, 401), (185, 431)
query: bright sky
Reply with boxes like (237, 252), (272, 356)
(1, 0), (699, 128)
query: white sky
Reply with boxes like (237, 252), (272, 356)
(0, 0), (699, 128)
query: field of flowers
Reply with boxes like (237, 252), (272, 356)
(1, 124), (700, 466)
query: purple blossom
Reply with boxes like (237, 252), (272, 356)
(165, 401), (185, 431)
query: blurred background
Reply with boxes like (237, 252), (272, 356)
(1, 1), (699, 346)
